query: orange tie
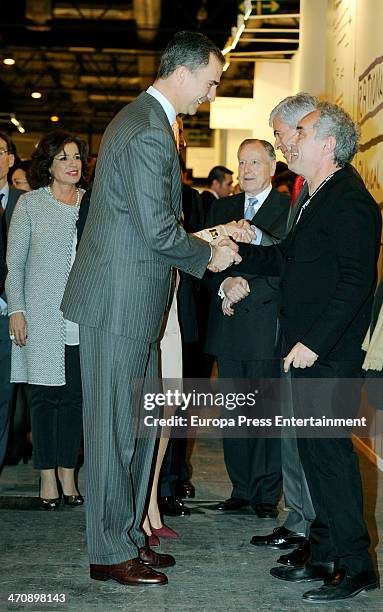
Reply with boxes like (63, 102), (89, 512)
(171, 121), (180, 151)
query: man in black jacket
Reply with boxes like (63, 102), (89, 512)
(225, 103), (380, 602)
(205, 139), (289, 517)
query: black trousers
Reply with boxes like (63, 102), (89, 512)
(218, 357), (282, 506)
(293, 361), (373, 575)
(30, 345), (83, 469)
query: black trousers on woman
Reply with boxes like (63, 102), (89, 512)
(30, 345), (82, 469)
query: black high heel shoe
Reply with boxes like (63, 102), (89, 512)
(39, 478), (61, 511)
(57, 478), (84, 507)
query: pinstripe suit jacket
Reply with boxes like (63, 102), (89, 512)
(61, 92), (210, 341)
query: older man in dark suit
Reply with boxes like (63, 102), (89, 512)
(205, 139), (289, 518)
(0, 132), (24, 468)
(61, 32), (240, 587)
(228, 103), (380, 603)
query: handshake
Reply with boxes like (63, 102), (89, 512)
(204, 219), (255, 273)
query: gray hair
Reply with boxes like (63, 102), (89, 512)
(157, 31), (224, 78)
(269, 92), (318, 128)
(238, 139), (276, 161)
(313, 102), (360, 167)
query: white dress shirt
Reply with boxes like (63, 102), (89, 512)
(146, 85), (176, 126)
(0, 182), (9, 210)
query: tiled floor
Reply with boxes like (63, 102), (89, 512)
(0, 438), (382, 611)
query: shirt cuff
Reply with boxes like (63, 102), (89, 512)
(0, 297), (7, 316)
(218, 282), (226, 299)
(252, 225), (262, 245)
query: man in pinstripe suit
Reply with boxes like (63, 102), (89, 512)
(61, 32), (238, 586)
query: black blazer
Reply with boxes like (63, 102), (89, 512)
(76, 190), (91, 245)
(204, 188), (290, 360)
(0, 216), (5, 294)
(1, 186), (25, 302)
(200, 190), (217, 223)
(177, 185), (205, 343)
(235, 165), (382, 362)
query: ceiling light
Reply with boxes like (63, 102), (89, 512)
(244, 0), (252, 20)
(31, 91), (42, 99)
(3, 57), (16, 66)
(10, 113), (25, 133)
(223, 62), (230, 72)
(50, 115), (60, 122)
(231, 24), (245, 50)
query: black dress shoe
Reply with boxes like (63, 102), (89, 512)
(302, 569), (378, 602)
(253, 503), (278, 519)
(250, 526), (305, 549)
(277, 539), (311, 566)
(214, 497), (249, 512)
(175, 481), (195, 499)
(159, 496), (190, 516)
(270, 561), (334, 582)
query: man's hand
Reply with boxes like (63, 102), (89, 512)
(222, 297), (234, 316)
(222, 276), (250, 304)
(9, 312), (28, 347)
(283, 342), (318, 373)
(207, 238), (241, 272)
(224, 220), (256, 243)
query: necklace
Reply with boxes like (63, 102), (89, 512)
(46, 185), (80, 206)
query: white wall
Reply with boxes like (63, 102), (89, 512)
(252, 61), (291, 142)
(326, 0), (383, 466)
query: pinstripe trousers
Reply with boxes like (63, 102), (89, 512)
(79, 325), (158, 564)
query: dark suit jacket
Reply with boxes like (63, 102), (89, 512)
(235, 165), (382, 362)
(204, 188), (290, 360)
(177, 185), (205, 344)
(4, 187), (25, 230)
(0, 217), (4, 294)
(1, 187), (24, 302)
(200, 190), (217, 222)
(76, 190), (91, 245)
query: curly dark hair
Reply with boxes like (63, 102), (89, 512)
(29, 130), (88, 190)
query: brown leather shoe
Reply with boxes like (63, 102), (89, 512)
(90, 558), (167, 586)
(139, 546), (176, 568)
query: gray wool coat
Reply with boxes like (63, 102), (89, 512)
(5, 187), (80, 385)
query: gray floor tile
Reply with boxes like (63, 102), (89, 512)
(0, 440), (381, 611)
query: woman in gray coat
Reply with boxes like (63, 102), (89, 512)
(6, 131), (88, 510)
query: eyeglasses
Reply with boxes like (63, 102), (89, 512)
(0, 149), (9, 158)
(53, 154), (82, 162)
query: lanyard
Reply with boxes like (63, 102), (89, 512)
(295, 171), (338, 225)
